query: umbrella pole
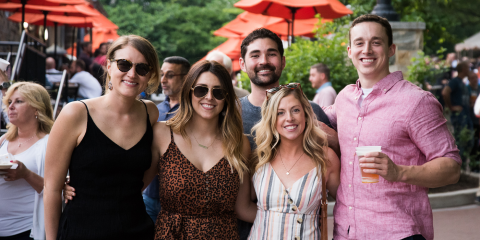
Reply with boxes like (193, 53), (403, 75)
(54, 22), (58, 60)
(286, 20), (291, 47)
(71, 27), (75, 58)
(43, 11), (48, 53)
(288, 7), (298, 44)
(21, 0), (26, 30)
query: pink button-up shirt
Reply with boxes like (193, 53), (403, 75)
(323, 72), (461, 240)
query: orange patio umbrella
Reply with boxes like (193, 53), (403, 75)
(234, 0), (352, 42)
(83, 28), (119, 53)
(8, 12), (94, 27)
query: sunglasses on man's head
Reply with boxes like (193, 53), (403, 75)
(266, 82), (302, 100)
(110, 59), (152, 76)
(191, 85), (227, 100)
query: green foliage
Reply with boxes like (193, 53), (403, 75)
(344, 0), (480, 56)
(98, 0), (239, 64)
(279, 18), (358, 99)
(406, 48), (448, 87)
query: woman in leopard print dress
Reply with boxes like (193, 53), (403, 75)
(151, 60), (257, 239)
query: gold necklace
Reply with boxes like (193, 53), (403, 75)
(191, 132), (217, 149)
(17, 134), (36, 147)
(279, 150), (305, 175)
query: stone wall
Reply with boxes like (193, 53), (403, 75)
(389, 22), (426, 74)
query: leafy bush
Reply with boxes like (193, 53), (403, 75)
(279, 18), (358, 99)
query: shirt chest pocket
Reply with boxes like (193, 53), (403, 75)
(357, 117), (394, 147)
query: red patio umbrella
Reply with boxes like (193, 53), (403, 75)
(234, 0), (352, 42)
(83, 28), (119, 53)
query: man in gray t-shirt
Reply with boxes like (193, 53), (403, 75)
(237, 28), (339, 240)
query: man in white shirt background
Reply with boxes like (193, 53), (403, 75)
(309, 63), (337, 106)
(45, 57), (63, 84)
(68, 60), (102, 100)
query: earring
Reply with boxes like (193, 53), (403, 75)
(35, 115), (37, 119)
(222, 110), (226, 116)
(108, 81), (113, 90)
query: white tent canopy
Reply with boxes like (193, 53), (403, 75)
(455, 31), (480, 51)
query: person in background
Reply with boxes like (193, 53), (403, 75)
(45, 57), (62, 84)
(142, 56), (191, 223)
(68, 59), (103, 99)
(467, 71), (480, 161)
(473, 90), (480, 203)
(94, 42), (108, 66)
(248, 83), (340, 239)
(309, 63), (337, 106)
(44, 35), (161, 240)
(206, 50), (250, 98)
(442, 61), (473, 161)
(323, 14), (461, 240)
(78, 42), (93, 73)
(0, 70), (10, 129)
(0, 82), (53, 240)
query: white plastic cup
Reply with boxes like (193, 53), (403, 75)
(356, 149), (382, 183)
(0, 58), (10, 72)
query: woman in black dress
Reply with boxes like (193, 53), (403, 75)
(44, 35), (161, 240)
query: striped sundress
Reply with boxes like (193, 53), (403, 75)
(248, 162), (324, 240)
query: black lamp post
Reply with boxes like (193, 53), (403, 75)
(371, 0), (400, 21)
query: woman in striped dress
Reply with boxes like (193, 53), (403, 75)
(249, 83), (340, 240)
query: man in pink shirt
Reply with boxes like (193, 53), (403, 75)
(323, 15), (461, 240)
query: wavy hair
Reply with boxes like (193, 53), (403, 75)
(252, 86), (329, 177)
(167, 60), (248, 182)
(105, 35), (161, 95)
(2, 82), (54, 141)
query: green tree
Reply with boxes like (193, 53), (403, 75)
(98, 0), (241, 63)
(279, 18), (358, 99)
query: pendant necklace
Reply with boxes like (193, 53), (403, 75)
(17, 134), (36, 147)
(191, 132), (217, 149)
(279, 150), (305, 175)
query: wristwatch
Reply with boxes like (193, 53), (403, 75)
(0, 82), (11, 90)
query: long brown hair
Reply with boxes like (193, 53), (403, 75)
(105, 35), (160, 95)
(2, 82), (54, 141)
(167, 60), (248, 182)
(252, 86), (329, 177)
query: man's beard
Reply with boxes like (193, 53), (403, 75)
(248, 65), (281, 87)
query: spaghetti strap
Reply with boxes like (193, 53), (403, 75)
(79, 100), (89, 114)
(139, 100), (148, 113)
(169, 127), (174, 143)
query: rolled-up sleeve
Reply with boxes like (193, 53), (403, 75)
(407, 93), (461, 164)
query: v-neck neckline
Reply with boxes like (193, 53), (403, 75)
(87, 112), (148, 151)
(268, 162), (317, 190)
(171, 140), (225, 174)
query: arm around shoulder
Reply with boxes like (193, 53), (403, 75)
(325, 147), (340, 200)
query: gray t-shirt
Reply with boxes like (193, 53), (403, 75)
(240, 95), (332, 151)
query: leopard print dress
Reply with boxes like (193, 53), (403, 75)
(154, 129), (240, 240)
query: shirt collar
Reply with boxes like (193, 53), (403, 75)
(316, 81), (332, 93)
(355, 71), (403, 94)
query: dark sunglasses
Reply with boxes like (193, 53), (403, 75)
(191, 85), (227, 100)
(110, 59), (152, 76)
(266, 82), (302, 100)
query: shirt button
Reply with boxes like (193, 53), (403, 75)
(284, 190), (289, 195)
(349, 206), (352, 210)
(384, 89), (387, 92)
(205, 174), (209, 177)
(354, 137), (357, 141)
(288, 199), (294, 204)
(349, 184), (351, 187)
(297, 217), (303, 223)
(349, 162), (352, 165)
(358, 117), (362, 120)
(206, 187), (209, 191)
(295, 237), (300, 240)
(292, 206), (298, 211)
(354, 97), (358, 100)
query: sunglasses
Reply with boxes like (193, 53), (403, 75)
(266, 83), (302, 100)
(110, 59), (152, 76)
(191, 85), (227, 100)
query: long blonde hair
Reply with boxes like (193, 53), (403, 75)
(252, 87), (329, 177)
(2, 82), (54, 141)
(167, 60), (248, 182)
(105, 35), (161, 95)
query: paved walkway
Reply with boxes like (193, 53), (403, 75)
(326, 204), (480, 239)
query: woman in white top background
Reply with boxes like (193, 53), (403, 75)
(0, 82), (54, 240)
